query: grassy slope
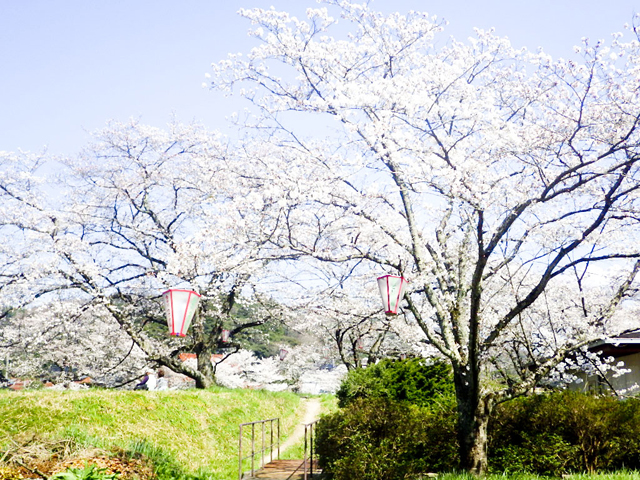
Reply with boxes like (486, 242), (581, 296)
(0, 387), (306, 480)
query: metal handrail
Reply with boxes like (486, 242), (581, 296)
(303, 419), (319, 480)
(272, 419), (320, 480)
(238, 417), (280, 480)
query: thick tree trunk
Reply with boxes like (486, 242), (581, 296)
(454, 369), (494, 475)
(194, 344), (216, 389)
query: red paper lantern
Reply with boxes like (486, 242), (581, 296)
(162, 288), (201, 337)
(377, 275), (408, 315)
(279, 348), (288, 361)
(221, 329), (230, 342)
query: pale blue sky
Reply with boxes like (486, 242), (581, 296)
(1, 0), (637, 156)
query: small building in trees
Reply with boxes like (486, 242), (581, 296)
(574, 331), (640, 396)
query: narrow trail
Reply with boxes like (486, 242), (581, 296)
(279, 398), (322, 454)
(253, 398), (322, 478)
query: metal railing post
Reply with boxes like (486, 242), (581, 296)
(304, 424), (308, 480)
(302, 419), (319, 480)
(269, 419), (274, 463)
(238, 425), (243, 480)
(238, 418), (281, 480)
(251, 423), (255, 477)
(310, 421), (314, 478)
(261, 421), (265, 468)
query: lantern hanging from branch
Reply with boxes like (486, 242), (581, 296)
(279, 348), (288, 361)
(377, 275), (408, 315)
(221, 329), (230, 343)
(162, 288), (201, 337)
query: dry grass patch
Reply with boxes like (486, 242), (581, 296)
(0, 436), (154, 480)
(0, 388), (304, 480)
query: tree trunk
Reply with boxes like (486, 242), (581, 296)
(194, 344), (216, 388)
(454, 369), (494, 476)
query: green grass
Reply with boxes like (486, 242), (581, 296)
(563, 474), (640, 480)
(280, 394), (337, 461)
(432, 473), (640, 480)
(0, 387), (308, 480)
(318, 393), (338, 414)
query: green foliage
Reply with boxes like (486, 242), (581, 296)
(437, 474), (640, 480)
(489, 391), (640, 475)
(316, 397), (459, 480)
(322, 381), (640, 479)
(563, 471), (640, 480)
(0, 388), (305, 480)
(318, 358), (458, 479)
(125, 439), (192, 480)
(51, 464), (119, 480)
(335, 358), (454, 408)
(231, 320), (303, 358)
(203, 297), (303, 358)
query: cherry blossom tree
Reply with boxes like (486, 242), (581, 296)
(1, 301), (148, 385)
(208, 2), (640, 473)
(214, 348), (287, 390)
(0, 121), (286, 388)
(286, 265), (420, 370)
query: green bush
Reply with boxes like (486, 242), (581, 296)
(335, 358), (454, 408)
(316, 397), (459, 480)
(327, 358), (640, 478)
(51, 464), (119, 480)
(489, 391), (640, 475)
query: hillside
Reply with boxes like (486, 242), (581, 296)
(0, 387), (311, 480)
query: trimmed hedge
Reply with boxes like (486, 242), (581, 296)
(335, 358), (454, 408)
(320, 359), (458, 480)
(316, 397), (458, 480)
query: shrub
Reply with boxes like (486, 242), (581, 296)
(316, 397), (458, 480)
(328, 359), (640, 478)
(51, 464), (119, 480)
(489, 391), (640, 475)
(335, 358), (454, 408)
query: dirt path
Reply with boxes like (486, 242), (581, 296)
(257, 398), (322, 467)
(279, 397), (322, 454)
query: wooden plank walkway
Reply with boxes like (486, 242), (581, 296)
(243, 459), (322, 480)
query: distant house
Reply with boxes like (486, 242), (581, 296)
(573, 330), (640, 396)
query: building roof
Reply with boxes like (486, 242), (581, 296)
(589, 330), (640, 358)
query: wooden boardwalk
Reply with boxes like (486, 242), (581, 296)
(243, 459), (322, 480)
